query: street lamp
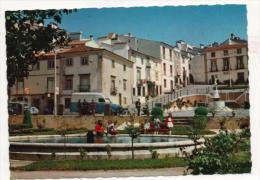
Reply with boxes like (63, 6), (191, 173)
(54, 50), (59, 116)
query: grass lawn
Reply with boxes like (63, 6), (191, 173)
(15, 157), (187, 171)
(15, 151), (251, 172)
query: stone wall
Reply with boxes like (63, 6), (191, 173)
(9, 115), (147, 130)
(9, 115), (249, 130)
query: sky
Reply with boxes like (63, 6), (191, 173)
(59, 5), (247, 47)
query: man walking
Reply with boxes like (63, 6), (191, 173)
(135, 99), (141, 116)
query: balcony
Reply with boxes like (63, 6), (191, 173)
(110, 86), (117, 95)
(78, 84), (90, 92)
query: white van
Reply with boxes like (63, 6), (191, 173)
(70, 92), (121, 114)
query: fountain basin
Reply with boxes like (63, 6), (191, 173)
(9, 134), (203, 160)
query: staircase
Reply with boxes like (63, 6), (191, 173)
(174, 117), (193, 126)
(144, 85), (213, 110)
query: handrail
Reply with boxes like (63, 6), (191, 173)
(139, 85), (213, 110)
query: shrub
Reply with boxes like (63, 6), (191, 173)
(151, 151), (159, 159)
(186, 130), (251, 174)
(23, 109), (32, 128)
(193, 115), (207, 130)
(193, 107), (208, 131)
(79, 148), (87, 160)
(105, 144), (112, 160)
(151, 107), (164, 121)
(194, 106), (208, 116)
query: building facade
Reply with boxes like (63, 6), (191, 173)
(191, 34), (248, 85)
(10, 45), (133, 114)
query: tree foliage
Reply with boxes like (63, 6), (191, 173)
(151, 107), (164, 121)
(5, 9), (74, 87)
(186, 130), (251, 174)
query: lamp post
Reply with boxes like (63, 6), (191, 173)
(54, 51), (57, 116)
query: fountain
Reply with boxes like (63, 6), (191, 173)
(208, 78), (233, 116)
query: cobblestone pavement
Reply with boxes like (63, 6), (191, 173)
(11, 167), (186, 179)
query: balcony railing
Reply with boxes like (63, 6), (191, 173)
(78, 84), (90, 92)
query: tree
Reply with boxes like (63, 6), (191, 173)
(5, 9), (75, 87)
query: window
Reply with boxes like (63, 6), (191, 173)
(169, 50), (172, 60)
(112, 60), (115, 68)
(123, 79), (127, 91)
(170, 65), (173, 76)
(66, 58), (73, 66)
(223, 50), (228, 56)
(123, 65), (126, 71)
(123, 97), (127, 104)
(237, 72), (245, 83)
(236, 56), (244, 69)
(47, 77), (54, 92)
(64, 75), (73, 90)
(142, 86), (145, 97)
(141, 58), (144, 65)
(110, 76), (116, 94)
(65, 98), (71, 109)
(137, 68), (141, 85)
(210, 59), (218, 72)
(164, 79), (167, 88)
(223, 58), (230, 71)
(81, 57), (89, 65)
(47, 60), (54, 69)
(163, 63), (166, 75)
(155, 72), (159, 81)
(98, 98), (105, 103)
(170, 80), (174, 90)
(32, 62), (40, 70)
(137, 87), (141, 96)
(163, 46), (166, 59)
(211, 52), (216, 58)
(237, 48), (242, 54)
(133, 88), (136, 96)
(79, 74), (90, 92)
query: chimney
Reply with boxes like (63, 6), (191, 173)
(89, 35), (93, 40)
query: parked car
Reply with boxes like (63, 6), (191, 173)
(8, 102), (28, 115)
(25, 106), (39, 115)
(8, 102), (39, 115)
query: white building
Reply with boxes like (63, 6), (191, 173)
(97, 33), (162, 104)
(191, 34), (248, 85)
(10, 44), (133, 114)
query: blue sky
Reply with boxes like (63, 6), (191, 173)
(60, 5), (247, 47)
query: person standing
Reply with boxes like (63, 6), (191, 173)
(165, 113), (174, 134)
(90, 99), (96, 116)
(135, 99), (141, 116)
(77, 99), (81, 116)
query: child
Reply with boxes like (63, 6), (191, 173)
(165, 113), (174, 134)
(107, 120), (117, 135)
(95, 120), (105, 136)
